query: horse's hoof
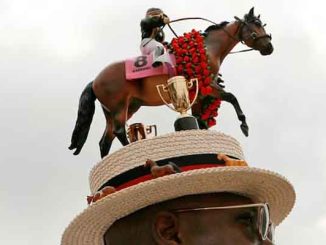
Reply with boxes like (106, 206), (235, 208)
(240, 124), (249, 137)
(73, 147), (82, 155)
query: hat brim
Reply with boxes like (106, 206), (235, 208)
(62, 166), (295, 245)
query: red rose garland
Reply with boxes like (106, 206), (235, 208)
(169, 29), (221, 128)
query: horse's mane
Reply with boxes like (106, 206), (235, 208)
(204, 21), (229, 34)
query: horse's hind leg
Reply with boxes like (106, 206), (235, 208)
(111, 101), (130, 146)
(113, 97), (144, 146)
(99, 108), (115, 158)
(113, 119), (129, 146)
(219, 89), (249, 136)
(99, 127), (115, 158)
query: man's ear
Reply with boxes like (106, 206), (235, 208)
(152, 211), (181, 245)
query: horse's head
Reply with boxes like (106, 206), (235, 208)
(235, 7), (273, 55)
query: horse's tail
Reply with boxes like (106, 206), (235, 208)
(69, 81), (96, 155)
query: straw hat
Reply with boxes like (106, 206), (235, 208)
(62, 130), (295, 245)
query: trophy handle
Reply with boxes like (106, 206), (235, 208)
(146, 125), (157, 136)
(156, 84), (176, 111)
(187, 78), (199, 109)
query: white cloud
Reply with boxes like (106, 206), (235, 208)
(317, 215), (326, 233)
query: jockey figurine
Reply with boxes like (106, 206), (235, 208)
(140, 8), (172, 68)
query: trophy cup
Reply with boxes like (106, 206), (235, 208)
(127, 123), (157, 143)
(156, 76), (199, 131)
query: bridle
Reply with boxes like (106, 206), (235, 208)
(234, 16), (272, 45)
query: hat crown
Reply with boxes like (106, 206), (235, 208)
(89, 130), (244, 193)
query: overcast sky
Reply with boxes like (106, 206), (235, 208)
(0, 0), (325, 244)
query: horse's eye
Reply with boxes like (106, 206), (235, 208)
(254, 21), (261, 27)
(251, 32), (257, 39)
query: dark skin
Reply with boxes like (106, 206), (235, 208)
(104, 193), (273, 245)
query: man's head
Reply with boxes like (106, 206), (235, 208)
(105, 192), (273, 245)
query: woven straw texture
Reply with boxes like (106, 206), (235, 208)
(89, 130), (244, 193)
(62, 130), (295, 245)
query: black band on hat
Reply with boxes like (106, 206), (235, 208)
(98, 153), (238, 191)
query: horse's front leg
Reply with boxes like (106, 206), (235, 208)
(191, 103), (208, 129)
(219, 89), (249, 136)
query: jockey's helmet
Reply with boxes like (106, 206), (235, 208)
(146, 8), (164, 17)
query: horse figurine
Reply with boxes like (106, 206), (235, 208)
(69, 7), (273, 158)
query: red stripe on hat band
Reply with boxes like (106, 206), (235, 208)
(115, 163), (224, 191)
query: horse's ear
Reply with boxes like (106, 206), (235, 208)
(258, 14), (261, 19)
(249, 7), (255, 16)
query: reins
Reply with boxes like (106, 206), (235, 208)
(167, 17), (254, 54)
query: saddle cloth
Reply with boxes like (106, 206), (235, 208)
(125, 54), (176, 80)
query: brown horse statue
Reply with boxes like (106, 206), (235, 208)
(69, 7), (273, 158)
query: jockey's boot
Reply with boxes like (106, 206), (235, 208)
(152, 46), (165, 67)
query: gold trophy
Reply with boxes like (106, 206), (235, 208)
(127, 123), (157, 143)
(156, 76), (199, 131)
